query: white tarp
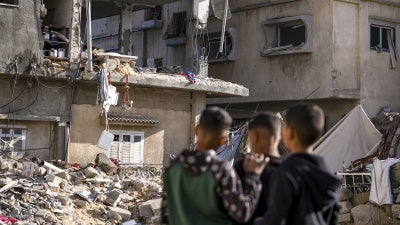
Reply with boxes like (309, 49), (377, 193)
(313, 105), (382, 174)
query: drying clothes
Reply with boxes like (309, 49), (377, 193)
(369, 158), (400, 205)
(103, 85), (119, 113)
(162, 149), (262, 225)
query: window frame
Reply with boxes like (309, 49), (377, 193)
(108, 130), (144, 166)
(0, 0), (18, 7)
(0, 126), (26, 155)
(370, 24), (396, 52)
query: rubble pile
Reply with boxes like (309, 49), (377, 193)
(338, 189), (400, 225)
(0, 155), (163, 225)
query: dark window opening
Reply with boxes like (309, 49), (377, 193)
(279, 24), (306, 47)
(113, 135), (120, 142)
(123, 135), (131, 142)
(134, 136), (142, 143)
(197, 31), (233, 60)
(164, 11), (187, 39)
(146, 6), (162, 20)
(370, 25), (396, 51)
(0, 0), (18, 5)
(154, 58), (163, 68)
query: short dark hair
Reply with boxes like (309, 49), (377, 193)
(249, 112), (281, 137)
(284, 103), (324, 146)
(198, 107), (232, 137)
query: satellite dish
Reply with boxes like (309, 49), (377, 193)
(211, 0), (231, 20)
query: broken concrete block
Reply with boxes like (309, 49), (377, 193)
(122, 220), (138, 225)
(151, 215), (160, 224)
(393, 204), (400, 213)
(45, 174), (62, 184)
(139, 203), (154, 218)
(35, 167), (47, 176)
(106, 189), (122, 207)
(84, 167), (100, 178)
(130, 177), (146, 188)
(0, 161), (10, 170)
(107, 206), (131, 222)
(0, 177), (12, 187)
(351, 204), (390, 225)
(340, 188), (354, 201)
(74, 199), (88, 208)
(95, 153), (117, 174)
(57, 195), (70, 206)
(339, 201), (353, 214)
(338, 213), (352, 223)
(35, 209), (49, 218)
(350, 192), (370, 207)
(55, 171), (70, 181)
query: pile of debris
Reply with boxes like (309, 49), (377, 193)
(0, 153), (163, 225)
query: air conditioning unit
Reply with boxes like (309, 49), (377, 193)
(196, 27), (236, 63)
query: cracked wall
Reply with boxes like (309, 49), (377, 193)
(0, 1), (43, 74)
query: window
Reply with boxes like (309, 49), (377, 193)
(164, 11), (187, 39)
(146, 6), (162, 20)
(109, 131), (144, 165)
(0, 127), (26, 155)
(370, 25), (396, 51)
(195, 28), (236, 62)
(0, 0), (18, 6)
(279, 24), (306, 47)
(261, 15), (312, 56)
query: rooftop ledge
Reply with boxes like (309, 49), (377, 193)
(81, 72), (249, 98)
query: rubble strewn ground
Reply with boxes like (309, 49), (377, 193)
(0, 156), (163, 225)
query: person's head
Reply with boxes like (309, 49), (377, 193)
(195, 107), (232, 151)
(248, 112), (281, 155)
(282, 103), (324, 153)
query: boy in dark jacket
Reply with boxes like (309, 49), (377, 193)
(162, 107), (268, 225)
(234, 112), (282, 225)
(255, 103), (342, 225)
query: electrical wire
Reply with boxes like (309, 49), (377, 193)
(36, 78), (70, 89)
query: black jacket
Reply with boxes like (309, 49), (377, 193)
(233, 154), (281, 225)
(255, 153), (342, 225)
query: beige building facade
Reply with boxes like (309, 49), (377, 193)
(129, 0), (400, 128)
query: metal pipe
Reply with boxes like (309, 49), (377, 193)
(86, 0), (93, 71)
(218, 0), (229, 54)
(41, 161), (64, 173)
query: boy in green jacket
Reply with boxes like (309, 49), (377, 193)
(162, 107), (268, 225)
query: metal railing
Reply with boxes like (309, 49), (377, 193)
(336, 172), (372, 194)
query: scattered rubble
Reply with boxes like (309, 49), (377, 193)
(0, 156), (163, 225)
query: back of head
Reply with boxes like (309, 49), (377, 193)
(285, 103), (324, 146)
(198, 106), (232, 138)
(249, 112), (281, 137)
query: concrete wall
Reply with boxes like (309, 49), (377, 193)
(70, 83), (193, 166)
(0, 1), (42, 74)
(206, 0), (340, 103)
(131, 1), (191, 67)
(0, 120), (54, 160)
(358, 1), (400, 116)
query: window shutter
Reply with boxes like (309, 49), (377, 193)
(120, 142), (131, 164)
(131, 136), (143, 164)
(109, 142), (119, 159)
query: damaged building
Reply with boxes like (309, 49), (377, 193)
(0, 0), (249, 166)
(128, 0), (400, 128)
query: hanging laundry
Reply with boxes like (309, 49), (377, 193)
(96, 69), (109, 106)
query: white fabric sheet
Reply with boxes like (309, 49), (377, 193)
(369, 158), (400, 205)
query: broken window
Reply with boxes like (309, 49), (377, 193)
(195, 28), (236, 62)
(261, 15), (312, 56)
(370, 25), (396, 51)
(0, 127), (26, 155)
(0, 0), (18, 6)
(109, 131), (144, 165)
(146, 6), (162, 20)
(163, 11), (187, 39)
(279, 24), (306, 47)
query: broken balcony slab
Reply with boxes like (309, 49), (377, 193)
(81, 72), (249, 97)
